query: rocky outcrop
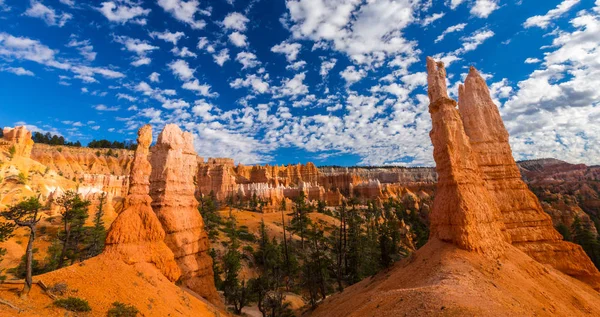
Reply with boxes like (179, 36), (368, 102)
(458, 66), (599, 278)
(2, 126), (34, 157)
(31, 144), (132, 180)
(426, 57), (509, 256)
(104, 125), (181, 282)
(149, 124), (221, 306)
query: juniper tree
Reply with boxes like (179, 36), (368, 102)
(1, 197), (43, 297)
(0, 217), (15, 282)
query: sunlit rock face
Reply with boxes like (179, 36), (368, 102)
(149, 124), (221, 307)
(104, 124), (181, 282)
(3, 126), (34, 158)
(458, 65), (600, 278)
(426, 57), (509, 257)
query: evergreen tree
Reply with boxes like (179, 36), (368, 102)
(290, 191), (312, 250)
(221, 214), (252, 314)
(86, 193), (107, 258)
(572, 217), (600, 268)
(556, 223), (572, 241)
(199, 190), (221, 241)
(1, 197), (43, 297)
(0, 217), (15, 282)
(54, 191), (90, 268)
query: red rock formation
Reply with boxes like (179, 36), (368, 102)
(149, 124), (221, 306)
(458, 66), (600, 278)
(104, 125), (181, 282)
(426, 57), (509, 255)
(2, 126), (34, 157)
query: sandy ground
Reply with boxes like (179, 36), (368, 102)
(308, 239), (600, 317)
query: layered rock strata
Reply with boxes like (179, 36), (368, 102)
(2, 125), (34, 157)
(458, 66), (600, 277)
(104, 125), (181, 282)
(426, 57), (509, 255)
(149, 124), (221, 306)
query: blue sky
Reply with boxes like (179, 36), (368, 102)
(0, 0), (599, 166)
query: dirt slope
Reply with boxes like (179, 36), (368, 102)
(309, 239), (600, 317)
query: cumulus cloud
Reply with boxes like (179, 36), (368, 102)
(149, 72), (160, 82)
(523, 0), (580, 29)
(24, 1), (72, 27)
(421, 12), (445, 26)
(213, 48), (230, 66)
(182, 79), (218, 97)
(524, 57), (541, 64)
(157, 0), (206, 29)
(97, 1), (150, 24)
(340, 66), (366, 86)
(470, 0), (499, 18)
(271, 41), (301, 62)
(230, 74), (270, 94)
(94, 104), (120, 111)
(228, 32), (247, 47)
(222, 12), (249, 31)
(168, 59), (195, 81)
(150, 30), (186, 45)
(236, 52), (260, 69)
(319, 58), (337, 77)
(67, 37), (96, 61)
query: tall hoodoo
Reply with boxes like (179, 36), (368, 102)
(149, 124), (221, 306)
(3, 125), (34, 158)
(458, 66), (600, 278)
(104, 124), (181, 282)
(426, 57), (509, 256)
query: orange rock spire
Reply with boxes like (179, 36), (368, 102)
(426, 57), (509, 256)
(458, 65), (600, 278)
(149, 124), (221, 306)
(104, 124), (181, 282)
(3, 125), (34, 157)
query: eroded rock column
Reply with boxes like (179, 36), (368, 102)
(150, 124), (221, 306)
(104, 124), (181, 282)
(458, 66), (600, 277)
(3, 126), (34, 158)
(426, 57), (509, 256)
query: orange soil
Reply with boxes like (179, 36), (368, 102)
(0, 254), (226, 316)
(308, 239), (600, 317)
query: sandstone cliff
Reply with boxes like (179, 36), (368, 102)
(104, 125), (181, 282)
(2, 126), (34, 158)
(149, 124), (221, 307)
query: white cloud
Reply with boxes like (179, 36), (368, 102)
(67, 38), (96, 61)
(523, 0), (580, 29)
(117, 93), (137, 102)
(524, 57), (541, 64)
(286, 60), (306, 70)
(458, 28), (495, 53)
(2, 67), (35, 76)
(271, 41), (301, 62)
(168, 59), (195, 81)
(150, 30), (185, 45)
(182, 79), (218, 97)
(421, 12), (445, 26)
(435, 23), (467, 43)
(24, 1), (72, 27)
(131, 57), (151, 66)
(230, 74), (270, 94)
(319, 58), (337, 77)
(59, 0), (75, 7)
(157, 0), (206, 29)
(213, 48), (230, 66)
(149, 72), (160, 82)
(340, 66), (366, 86)
(171, 46), (197, 58)
(114, 35), (158, 55)
(223, 12), (249, 31)
(228, 31), (247, 47)
(285, 0), (420, 66)
(236, 52), (260, 69)
(276, 73), (308, 98)
(470, 0), (499, 18)
(0, 32), (124, 83)
(97, 1), (150, 24)
(95, 104), (120, 111)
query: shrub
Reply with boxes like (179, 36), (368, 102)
(8, 146), (15, 159)
(17, 172), (27, 185)
(57, 147), (62, 153)
(53, 297), (91, 312)
(49, 282), (68, 296)
(107, 302), (139, 317)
